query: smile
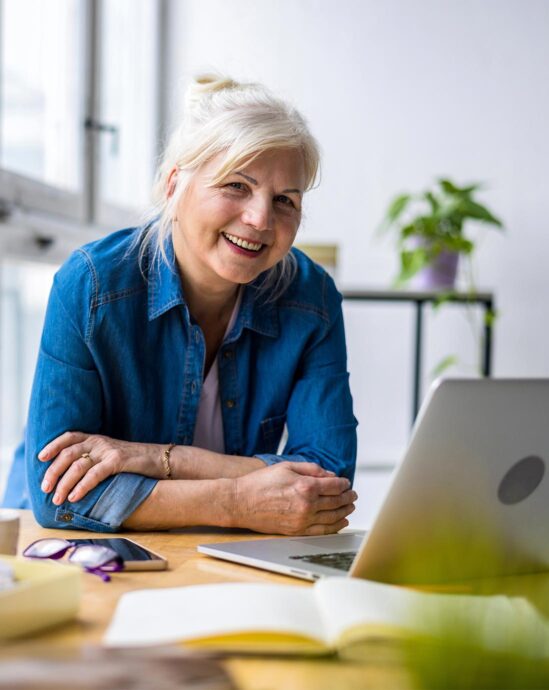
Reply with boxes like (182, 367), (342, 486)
(222, 232), (264, 253)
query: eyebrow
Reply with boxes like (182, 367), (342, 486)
(235, 171), (302, 196)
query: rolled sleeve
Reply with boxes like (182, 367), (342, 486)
(259, 282), (358, 483)
(25, 251), (155, 532)
(46, 474), (158, 532)
(254, 453), (308, 466)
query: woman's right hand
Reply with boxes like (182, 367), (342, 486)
(231, 461), (357, 536)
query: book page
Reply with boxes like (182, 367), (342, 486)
(314, 577), (548, 656)
(104, 582), (329, 652)
(314, 577), (431, 645)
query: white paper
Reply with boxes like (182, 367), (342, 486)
(104, 582), (327, 647)
(314, 577), (549, 656)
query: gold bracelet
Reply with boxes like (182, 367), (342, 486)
(162, 443), (176, 479)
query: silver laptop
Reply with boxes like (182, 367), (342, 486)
(198, 379), (549, 584)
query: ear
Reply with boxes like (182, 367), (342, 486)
(166, 167), (178, 199)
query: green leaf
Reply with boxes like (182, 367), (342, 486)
(484, 308), (498, 327)
(430, 355), (459, 379)
(432, 291), (456, 310)
(394, 248), (430, 285)
(438, 179), (481, 197)
(424, 191), (440, 214)
(378, 194), (412, 235)
(440, 236), (474, 254)
(439, 179), (460, 195)
(458, 199), (503, 226)
(386, 194), (411, 222)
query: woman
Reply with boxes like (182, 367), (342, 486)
(19, 75), (358, 534)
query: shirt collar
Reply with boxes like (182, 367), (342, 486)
(147, 238), (187, 321)
(147, 235), (279, 338)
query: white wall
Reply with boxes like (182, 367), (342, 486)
(167, 0), (549, 465)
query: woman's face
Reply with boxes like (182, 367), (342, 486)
(171, 148), (306, 290)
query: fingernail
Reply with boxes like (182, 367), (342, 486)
(326, 470), (336, 476)
(38, 450), (48, 460)
(41, 479), (50, 492)
(68, 492), (76, 502)
(53, 493), (61, 505)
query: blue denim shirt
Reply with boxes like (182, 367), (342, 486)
(16, 227), (357, 532)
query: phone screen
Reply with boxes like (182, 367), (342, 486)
(70, 538), (167, 570)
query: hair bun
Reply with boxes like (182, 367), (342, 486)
(184, 73), (240, 110)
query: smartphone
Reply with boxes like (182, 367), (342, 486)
(70, 538), (168, 571)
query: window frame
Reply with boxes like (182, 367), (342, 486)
(0, 0), (165, 230)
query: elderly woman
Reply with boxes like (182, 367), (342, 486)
(15, 75), (358, 534)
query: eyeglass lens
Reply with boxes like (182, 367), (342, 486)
(24, 539), (122, 569)
(23, 538), (72, 559)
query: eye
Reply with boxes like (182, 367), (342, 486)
(274, 194), (295, 208)
(225, 182), (247, 191)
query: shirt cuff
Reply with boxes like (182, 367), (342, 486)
(254, 453), (308, 466)
(52, 473), (158, 532)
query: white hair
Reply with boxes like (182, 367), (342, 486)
(138, 74), (321, 300)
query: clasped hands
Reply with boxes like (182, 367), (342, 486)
(38, 432), (357, 535)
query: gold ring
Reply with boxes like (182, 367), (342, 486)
(81, 452), (94, 465)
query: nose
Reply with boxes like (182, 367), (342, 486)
(241, 195), (273, 232)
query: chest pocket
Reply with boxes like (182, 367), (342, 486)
(260, 414), (287, 454)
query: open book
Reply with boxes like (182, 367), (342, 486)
(104, 577), (548, 658)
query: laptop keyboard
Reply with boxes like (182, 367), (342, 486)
(289, 551), (357, 572)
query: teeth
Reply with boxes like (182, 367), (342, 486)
(223, 232), (263, 252)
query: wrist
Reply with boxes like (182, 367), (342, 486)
(214, 477), (239, 528)
(166, 445), (193, 480)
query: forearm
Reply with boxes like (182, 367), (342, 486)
(122, 477), (236, 530)
(169, 445), (265, 479)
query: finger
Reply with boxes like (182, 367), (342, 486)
(67, 462), (113, 503)
(53, 454), (110, 505)
(41, 442), (91, 493)
(302, 518), (350, 536)
(312, 476), (352, 496)
(312, 503), (355, 526)
(284, 462), (336, 478)
(315, 490), (357, 511)
(38, 431), (89, 461)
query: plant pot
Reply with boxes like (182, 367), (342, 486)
(409, 249), (459, 291)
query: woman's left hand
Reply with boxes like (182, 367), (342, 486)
(38, 432), (164, 505)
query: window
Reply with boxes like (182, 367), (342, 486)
(0, 0), (165, 500)
(0, 0), (160, 224)
(0, 0), (87, 219)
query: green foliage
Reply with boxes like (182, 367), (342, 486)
(380, 178), (503, 287)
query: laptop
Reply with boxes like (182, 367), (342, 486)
(198, 379), (549, 584)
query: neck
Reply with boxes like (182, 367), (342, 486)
(175, 259), (238, 325)
(183, 278), (239, 325)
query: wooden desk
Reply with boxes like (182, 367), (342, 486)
(3, 511), (412, 690)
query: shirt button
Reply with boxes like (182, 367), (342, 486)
(225, 399), (236, 409)
(59, 513), (73, 523)
(223, 350), (233, 359)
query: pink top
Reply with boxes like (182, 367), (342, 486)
(192, 288), (243, 454)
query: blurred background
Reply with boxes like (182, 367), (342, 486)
(1, 0), (548, 526)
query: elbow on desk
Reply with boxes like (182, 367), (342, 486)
(29, 491), (66, 529)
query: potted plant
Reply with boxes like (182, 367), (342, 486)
(380, 179), (503, 289)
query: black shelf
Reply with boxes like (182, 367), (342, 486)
(341, 288), (495, 423)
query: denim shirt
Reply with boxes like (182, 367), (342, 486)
(19, 227), (357, 532)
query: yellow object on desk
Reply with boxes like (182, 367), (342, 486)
(104, 577), (548, 660)
(0, 556), (81, 640)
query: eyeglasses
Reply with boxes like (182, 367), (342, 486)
(23, 538), (124, 582)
